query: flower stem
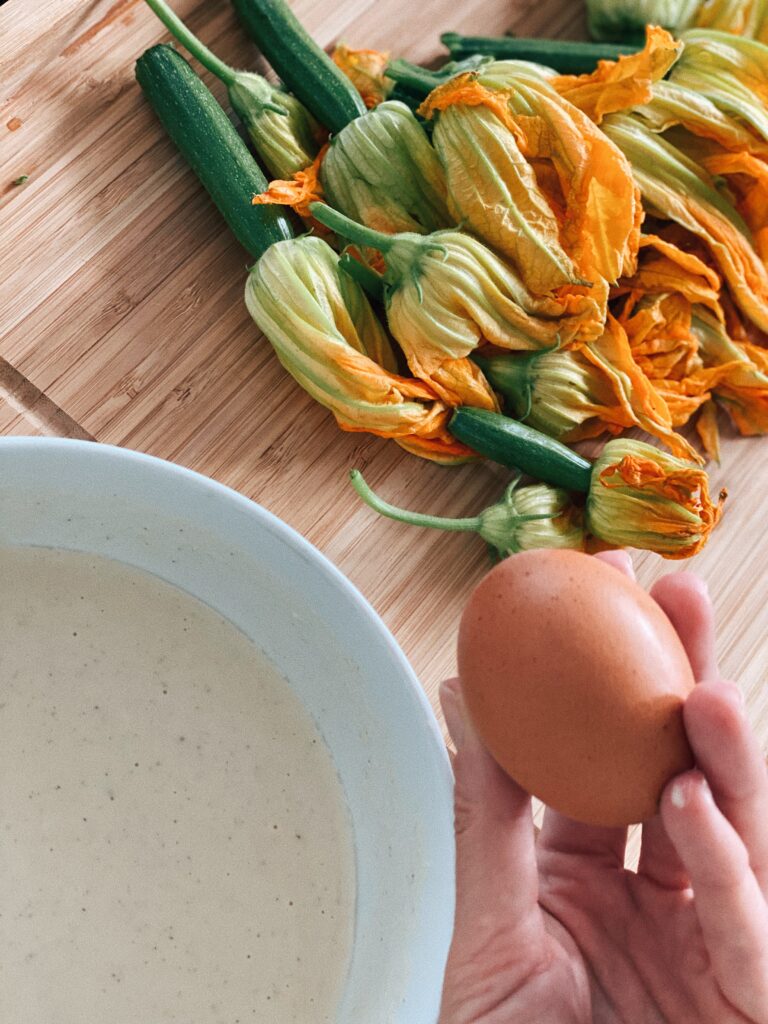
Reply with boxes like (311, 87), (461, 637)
(350, 470), (481, 533)
(143, 0), (237, 85)
(310, 203), (396, 254)
(339, 252), (385, 303)
(386, 55), (492, 100)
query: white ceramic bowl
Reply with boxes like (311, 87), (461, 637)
(0, 437), (455, 1023)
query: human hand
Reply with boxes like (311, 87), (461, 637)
(439, 551), (768, 1024)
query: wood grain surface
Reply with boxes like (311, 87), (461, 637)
(1, 0), (766, 791)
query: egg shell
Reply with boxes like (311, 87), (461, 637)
(458, 549), (696, 827)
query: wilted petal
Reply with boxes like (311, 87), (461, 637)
(554, 25), (683, 123)
(252, 145), (327, 221)
(332, 45), (394, 109)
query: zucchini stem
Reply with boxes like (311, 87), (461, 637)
(311, 203), (395, 255)
(350, 470), (481, 532)
(143, 0), (237, 85)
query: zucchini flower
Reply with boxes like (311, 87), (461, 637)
(142, 0), (320, 179)
(310, 202), (598, 407)
(419, 77), (585, 295)
(693, 309), (768, 434)
(601, 112), (768, 335)
(694, 1), (768, 40)
(319, 101), (452, 235)
(332, 44), (394, 109)
(476, 313), (700, 459)
(476, 347), (633, 438)
(350, 470), (586, 556)
(230, 77), (322, 180)
(252, 101), (451, 245)
(632, 82), (768, 160)
(483, 67), (643, 286)
(670, 31), (768, 142)
(552, 25), (683, 123)
(418, 67), (641, 311)
(586, 0), (700, 43)
(586, 438), (726, 558)
(662, 32), (768, 253)
(244, 236), (472, 463)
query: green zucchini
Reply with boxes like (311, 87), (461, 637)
(449, 407), (593, 492)
(441, 32), (637, 74)
(230, 0), (366, 133)
(135, 44), (295, 260)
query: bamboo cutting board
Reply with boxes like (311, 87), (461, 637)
(1, 0), (767, 759)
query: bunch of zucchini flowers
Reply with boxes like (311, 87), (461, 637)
(137, 0), (767, 562)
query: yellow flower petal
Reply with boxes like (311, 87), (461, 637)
(332, 44), (393, 109)
(553, 26), (683, 124)
(582, 315), (701, 459)
(696, 399), (722, 462)
(252, 145), (327, 222)
(701, 150), (768, 260)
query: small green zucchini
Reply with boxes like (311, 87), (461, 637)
(449, 407), (593, 492)
(230, 0), (366, 132)
(441, 32), (638, 74)
(135, 44), (295, 260)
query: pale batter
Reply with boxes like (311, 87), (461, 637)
(0, 546), (355, 1023)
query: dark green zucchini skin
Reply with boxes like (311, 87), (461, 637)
(136, 44), (295, 261)
(230, 0), (366, 133)
(450, 408), (593, 493)
(441, 32), (637, 74)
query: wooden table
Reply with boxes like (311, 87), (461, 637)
(2, 0), (767, 762)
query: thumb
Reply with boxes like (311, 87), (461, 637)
(441, 678), (541, 948)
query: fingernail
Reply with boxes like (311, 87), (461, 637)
(670, 781), (687, 809)
(439, 680), (466, 750)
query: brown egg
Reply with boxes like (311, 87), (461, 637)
(458, 549), (696, 827)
